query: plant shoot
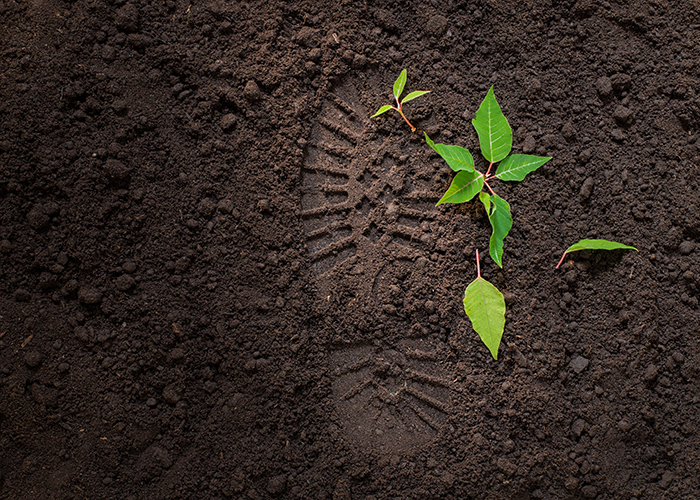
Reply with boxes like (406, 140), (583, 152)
(371, 69), (430, 132)
(426, 87), (551, 267)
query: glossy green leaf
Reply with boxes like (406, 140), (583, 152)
(464, 277), (505, 360)
(495, 154), (552, 182)
(557, 238), (638, 268)
(371, 105), (393, 118)
(401, 90), (430, 105)
(424, 133), (475, 172)
(393, 69), (407, 101)
(436, 170), (484, 206)
(485, 194), (512, 268)
(472, 87), (512, 163)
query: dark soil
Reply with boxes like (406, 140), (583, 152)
(2, 0), (700, 498)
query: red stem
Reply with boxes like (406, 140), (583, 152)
(390, 105), (416, 132)
(393, 94), (417, 132)
(476, 249), (481, 279)
(399, 110), (416, 132)
(556, 251), (568, 269)
(485, 162), (494, 176)
(484, 179), (496, 196)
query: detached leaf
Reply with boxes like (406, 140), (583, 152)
(495, 154), (551, 182)
(472, 87), (513, 163)
(424, 133), (475, 172)
(437, 170), (484, 205)
(485, 194), (512, 268)
(371, 105), (393, 118)
(557, 238), (638, 268)
(393, 69), (407, 101)
(564, 239), (638, 253)
(464, 277), (505, 360)
(401, 90), (430, 105)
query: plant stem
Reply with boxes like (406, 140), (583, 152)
(390, 105), (416, 132)
(399, 109), (416, 132)
(484, 179), (496, 196)
(485, 162), (494, 176)
(476, 249), (481, 279)
(556, 251), (568, 269)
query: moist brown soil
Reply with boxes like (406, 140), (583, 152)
(2, 0), (700, 499)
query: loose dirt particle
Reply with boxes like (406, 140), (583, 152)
(104, 159), (131, 180)
(522, 135), (536, 153)
(596, 76), (613, 97)
(24, 351), (44, 368)
(78, 287), (103, 304)
(613, 105), (634, 125)
(114, 275), (135, 291)
(244, 81), (261, 101)
(220, 113), (237, 131)
(570, 356), (590, 374)
(579, 177), (595, 200)
(644, 364), (658, 383)
(162, 386), (180, 404)
(679, 240), (695, 255)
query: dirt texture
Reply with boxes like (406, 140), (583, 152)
(2, 0), (700, 498)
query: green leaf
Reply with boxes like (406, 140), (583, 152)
(393, 69), (407, 101)
(424, 133), (475, 172)
(564, 239), (638, 254)
(472, 86), (513, 163)
(464, 277), (505, 360)
(479, 191), (491, 215)
(485, 194), (512, 268)
(495, 154), (552, 182)
(557, 238), (638, 268)
(371, 105), (393, 118)
(401, 90), (430, 105)
(437, 170), (484, 206)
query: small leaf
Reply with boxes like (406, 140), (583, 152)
(479, 191), (491, 215)
(557, 238), (638, 268)
(472, 87), (513, 163)
(393, 69), (407, 101)
(464, 277), (506, 360)
(371, 105), (393, 118)
(495, 154), (552, 182)
(401, 90), (430, 105)
(485, 194), (512, 268)
(437, 170), (484, 206)
(424, 133), (475, 172)
(564, 239), (638, 254)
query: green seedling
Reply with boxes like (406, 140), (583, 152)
(426, 87), (552, 267)
(556, 239), (638, 268)
(371, 69), (430, 132)
(464, 249), (506, 360)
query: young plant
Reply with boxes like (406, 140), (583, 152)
(426, 87), (551, 267)
(464, 249), (505, 360)
(371, 69), (430, 132)
(556, 239), (638, 268)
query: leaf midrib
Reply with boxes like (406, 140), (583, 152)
(476, 278), (495, 341)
